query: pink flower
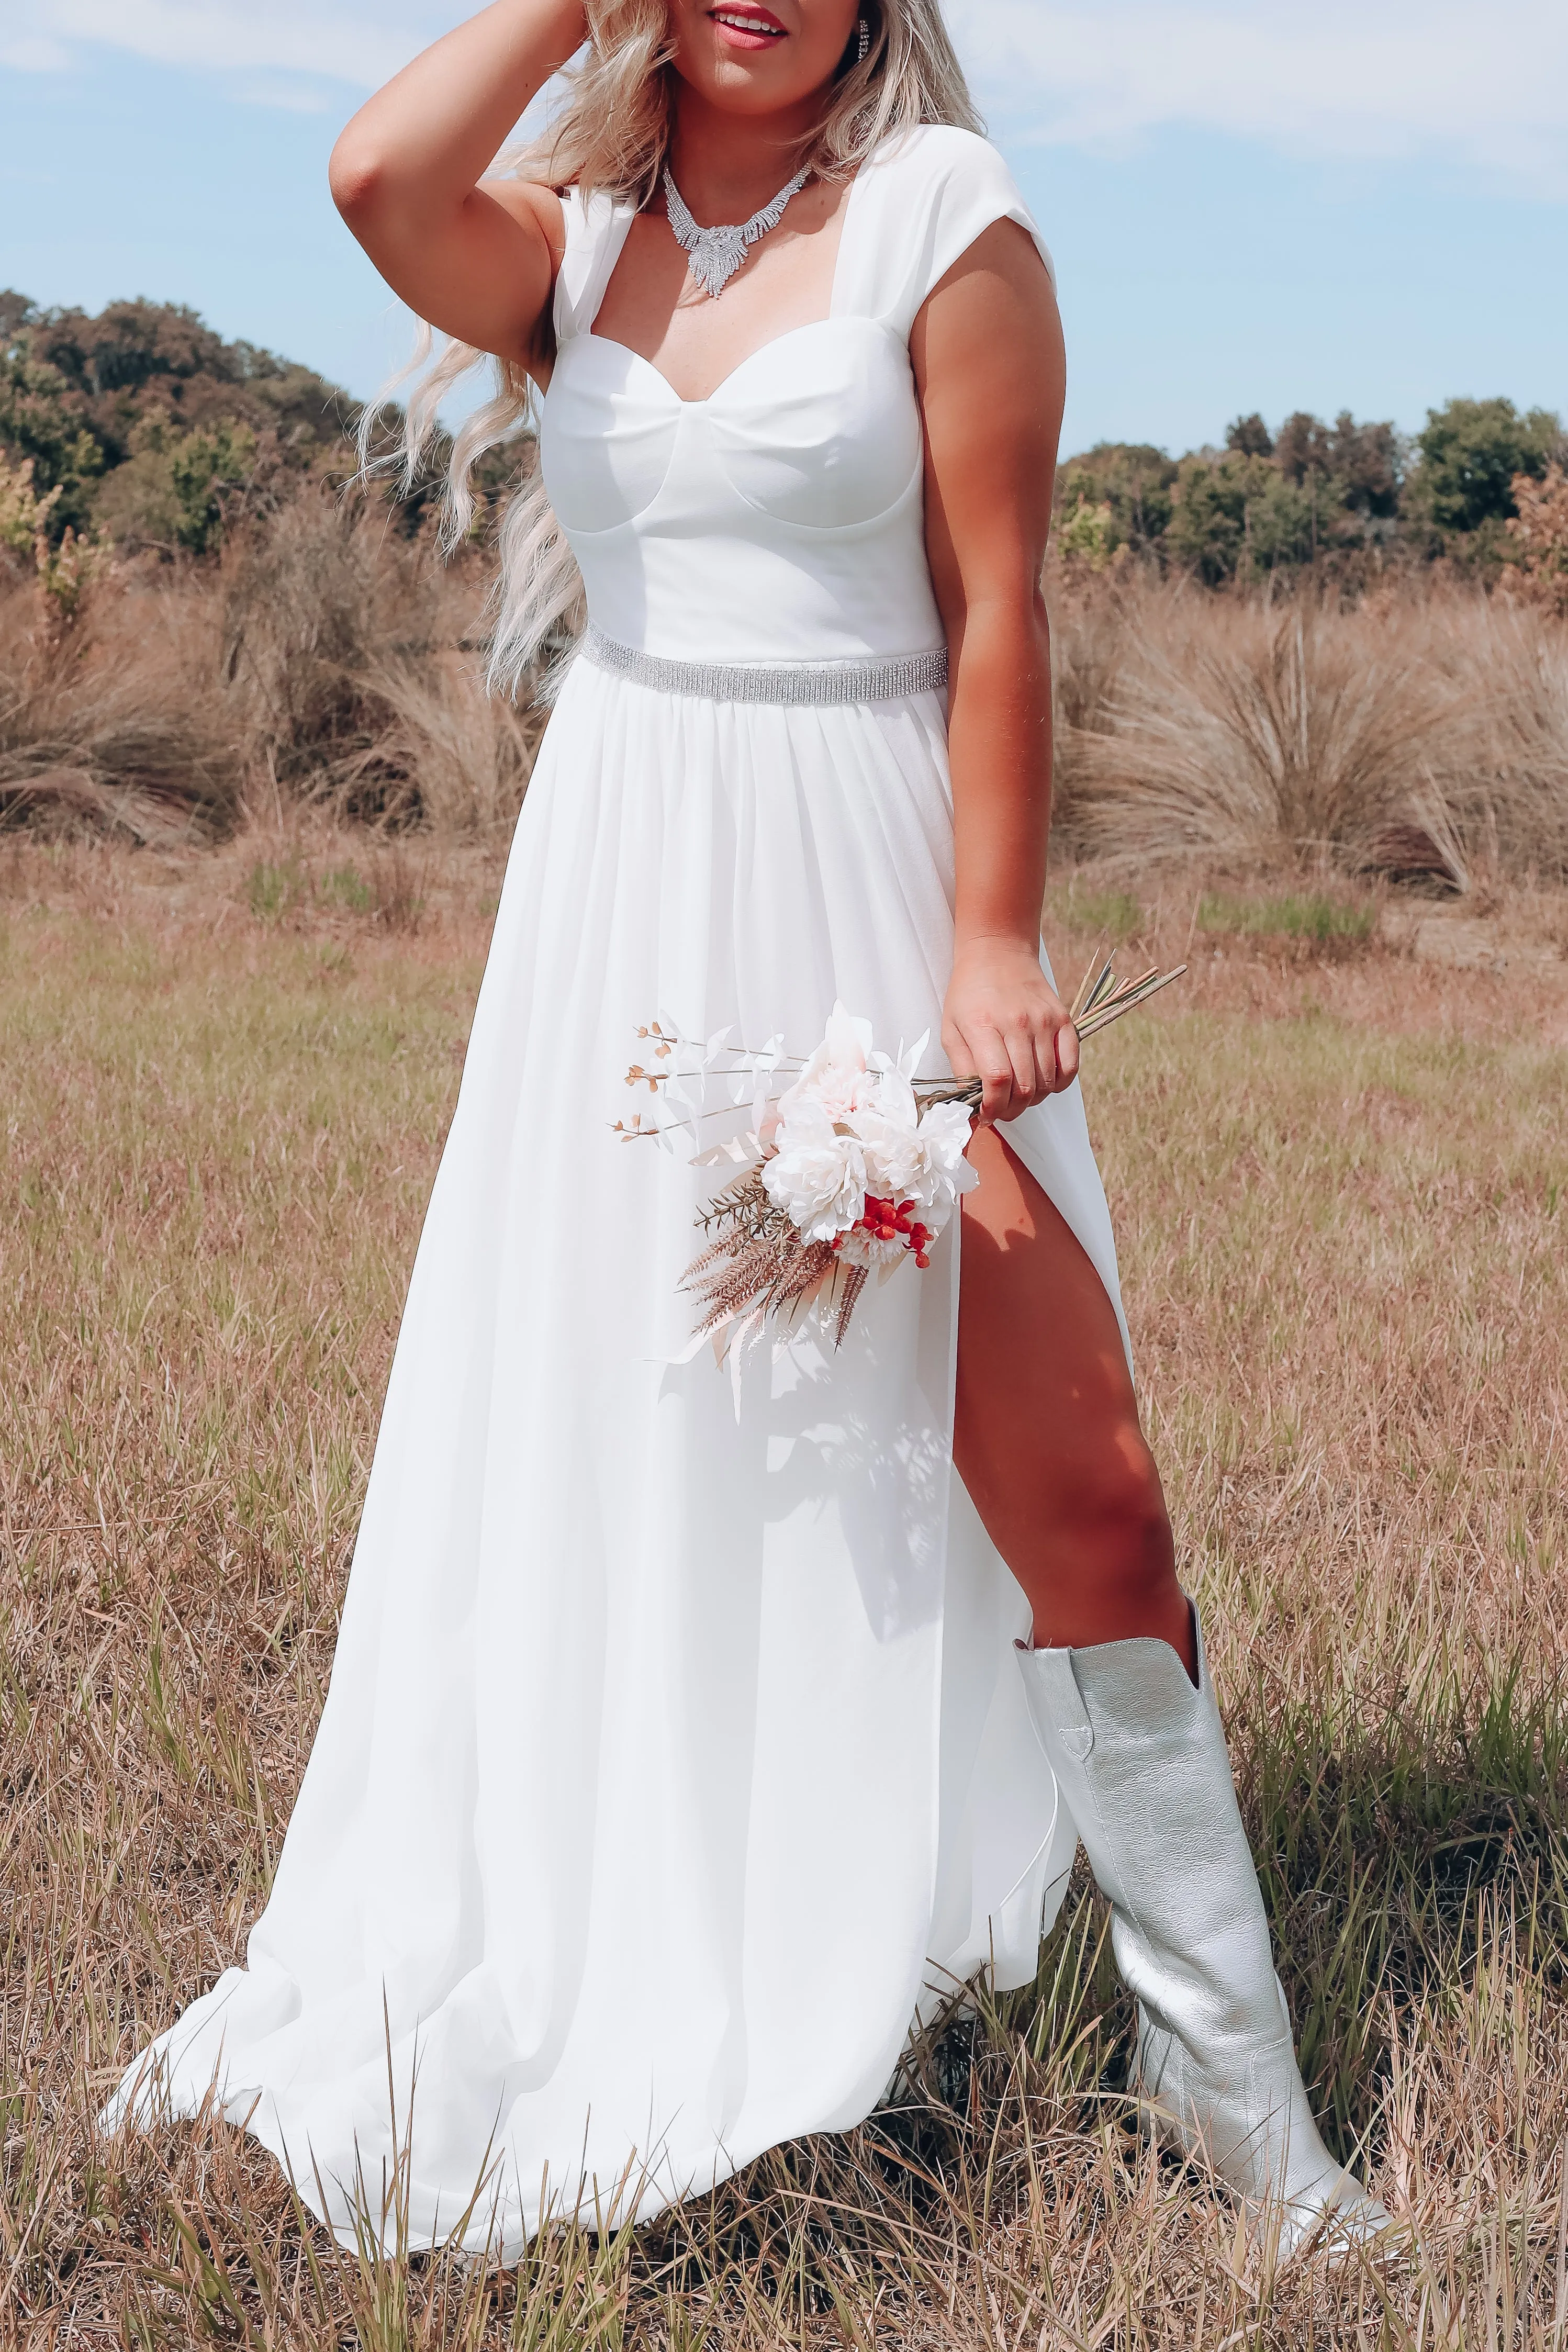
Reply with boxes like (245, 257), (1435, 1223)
(777, 1004), (878, 1126)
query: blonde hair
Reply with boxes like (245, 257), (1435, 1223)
(374, 0), (982, 697)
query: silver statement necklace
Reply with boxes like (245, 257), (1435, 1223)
(662, 163), (811, 299)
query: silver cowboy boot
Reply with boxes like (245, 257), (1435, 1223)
(1017, 1606), (1390, 2258)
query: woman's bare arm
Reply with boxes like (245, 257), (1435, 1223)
(911, 220), (1076, 1126)
(329, 0), (586, 366)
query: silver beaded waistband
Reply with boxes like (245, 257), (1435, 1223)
(580, 625), (948, 705)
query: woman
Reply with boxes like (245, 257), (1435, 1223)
(108, 0), (1385, 2259)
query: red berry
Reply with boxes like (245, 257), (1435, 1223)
(915, 1251), (931, 1269)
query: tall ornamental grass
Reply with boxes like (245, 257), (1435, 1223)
(4, 518), (1566, 893)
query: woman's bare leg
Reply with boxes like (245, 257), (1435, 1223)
(954, 1126), (1196, 1679)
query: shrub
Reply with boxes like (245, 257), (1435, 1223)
(1412, 397), (1563, 536)
(1049, 575), (1568, 887)
(1055, 494), (1117, 573)
(1507, 463), (1568, 617)
(1053, 442), (1177, 562)
(0, 449), (60, 555)
(93, 415), (261, 555)
(0, 481), (541, 841)
(1166, 452), (1320, 585)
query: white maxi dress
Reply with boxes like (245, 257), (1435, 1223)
(109, 125), (1130, 2256)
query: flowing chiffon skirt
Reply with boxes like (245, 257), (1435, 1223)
(106, 661), (1128, 2255)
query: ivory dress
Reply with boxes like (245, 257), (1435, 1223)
(109, 124), (1130, 2256)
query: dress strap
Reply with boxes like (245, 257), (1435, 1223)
(832, 125), (1055, 339)
(552, 187), (638, 345)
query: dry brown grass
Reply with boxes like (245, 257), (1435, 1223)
(0, 487), (542, 846)
(1050, 574), (1568, 890)
(2, 837), (1566, 2348)
(7, 535), (1566, 906)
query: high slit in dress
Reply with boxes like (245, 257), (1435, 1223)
(108, 123), (1130, 2258)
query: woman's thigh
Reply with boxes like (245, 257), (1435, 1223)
(954, 1125), (1192, 1664)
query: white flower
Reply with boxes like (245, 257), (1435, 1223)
(844, 1080), (978, 1239)
(778, 1003), (877, 1125)
(836, 1224), (909, 1270)
(735, 1005), (979, 1262)
(910, 1099), (980, 1232)
(837, 1067), (915, 1199)
(761, 1099), (866, 1242)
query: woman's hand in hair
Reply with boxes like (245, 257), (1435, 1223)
(329, 0), (586, 369)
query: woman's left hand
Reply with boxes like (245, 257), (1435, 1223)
(942, 936), (1079, 1126)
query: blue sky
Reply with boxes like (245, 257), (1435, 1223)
(3, 0), (1565, 458)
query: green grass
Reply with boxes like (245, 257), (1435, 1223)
(250, 858), (388, 921)
(1056, 884), (1147, 942)
(1197, 890), (1377, 943)
(320, 861), (377, 913)
(247, 856), (308, 920)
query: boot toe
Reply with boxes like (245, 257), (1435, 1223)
(1279, 2172), (1397, 2264)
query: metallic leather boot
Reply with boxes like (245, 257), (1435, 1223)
(1017, 1609), (1391, 2258)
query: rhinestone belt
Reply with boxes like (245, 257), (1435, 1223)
(580, 625), (948, 705)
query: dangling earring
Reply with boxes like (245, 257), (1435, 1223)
(856, 15), (870, 62)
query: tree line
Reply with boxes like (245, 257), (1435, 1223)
(1056, 401), (1565, 586)
(0, 290), (357, 558)
(3, 289), (1565, 594)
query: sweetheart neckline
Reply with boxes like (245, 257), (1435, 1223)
(561, 159), (877, 410)
(570, 316), (892, 409)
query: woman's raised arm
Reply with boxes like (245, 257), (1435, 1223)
(329, 0), (586, 366)
(912, 218), (1074, 1127)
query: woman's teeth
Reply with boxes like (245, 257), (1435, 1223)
(712, 11), (785, 31)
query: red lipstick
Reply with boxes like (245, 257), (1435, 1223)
(707, 5), (788, 50)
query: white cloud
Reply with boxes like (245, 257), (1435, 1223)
(5, 0), (1568, 197)
(1, 30), (73, 69)
(947, 0), (1568, 198)
(9, 0), (420, 88)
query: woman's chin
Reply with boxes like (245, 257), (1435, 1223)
(676, 58), (824, 111)
(673, 16), (848, 110)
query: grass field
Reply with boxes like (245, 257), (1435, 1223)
(2, 833), (1566, 2348)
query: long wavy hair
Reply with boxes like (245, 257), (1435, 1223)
(367, 0), (982, 697)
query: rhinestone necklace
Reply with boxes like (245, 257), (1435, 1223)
(661, 162), (810, 299)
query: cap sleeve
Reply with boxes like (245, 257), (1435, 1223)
(551, 187), (636, 345)
(836, 125), (1055, 339)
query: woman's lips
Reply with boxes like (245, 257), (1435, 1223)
(708, 6), (788, 48)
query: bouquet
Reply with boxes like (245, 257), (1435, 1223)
(618, 948), (1183, 1359)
